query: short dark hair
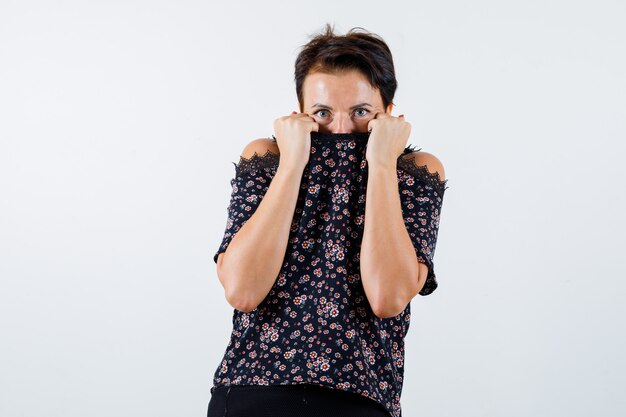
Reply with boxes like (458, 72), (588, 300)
(294, 23), (398, 113)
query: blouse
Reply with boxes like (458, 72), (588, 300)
(210, 131), (448, 417)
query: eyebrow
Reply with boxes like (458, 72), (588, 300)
(311, 102), (373, 110)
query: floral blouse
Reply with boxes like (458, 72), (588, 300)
(211, 131), (448, 417)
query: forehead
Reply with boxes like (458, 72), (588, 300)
(303, 70), (382, 106)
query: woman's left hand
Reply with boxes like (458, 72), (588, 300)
(365, 113), (411, 169)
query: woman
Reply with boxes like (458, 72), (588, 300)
(208, 23), (448, 417)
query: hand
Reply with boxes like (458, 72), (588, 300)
(365, 113), (411, 169)
(273, 111), (320, 171)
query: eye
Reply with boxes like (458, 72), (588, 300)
(313, 109), (330, 118)
(354, 108), (370, 117)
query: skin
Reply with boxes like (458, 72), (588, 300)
(301, 69), (394, 134)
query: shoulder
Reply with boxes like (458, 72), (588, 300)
(241, 137), (280, 159)
(400, 150), (446, 182)
(234, 137), (280, 176)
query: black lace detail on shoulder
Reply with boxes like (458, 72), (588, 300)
(403, 144), (421, 153)
(398, 146), (449, 193)
(233, 149), (280, 176)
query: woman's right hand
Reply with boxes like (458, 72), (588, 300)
(273, 111), (319, 171)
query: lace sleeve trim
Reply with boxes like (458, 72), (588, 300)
(398, 146), (449, 192)
(234, 149), (280, 176)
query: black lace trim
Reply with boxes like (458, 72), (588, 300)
(398, 146), (449, 192)
(233, 149), (280, 176)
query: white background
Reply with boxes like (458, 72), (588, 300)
(1, 1), (624, 416)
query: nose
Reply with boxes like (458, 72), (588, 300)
(329, 113), (354, 134)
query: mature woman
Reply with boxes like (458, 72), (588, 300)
(208, 23), (448, 417)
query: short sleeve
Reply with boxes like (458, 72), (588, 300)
(397, 152), (449, 296)
(213, 150), (280, 264)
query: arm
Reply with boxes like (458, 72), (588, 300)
(216, 139), (303, 313)
(360, 152), (446, 318)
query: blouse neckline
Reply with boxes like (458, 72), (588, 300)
(310, 131), (371, 141)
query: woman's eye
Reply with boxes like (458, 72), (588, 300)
(355, 108), (370, 117)
(315, 110), (329, 118)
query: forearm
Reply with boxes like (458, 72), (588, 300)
(220, 165), (303, 312)
(360, 164), (420, 318)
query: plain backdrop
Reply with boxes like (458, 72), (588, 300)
(1, 1), (625, 416)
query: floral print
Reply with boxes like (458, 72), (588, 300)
(211, 131), (448, 417)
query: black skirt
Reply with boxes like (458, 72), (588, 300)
(207, 383), (392, 417)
